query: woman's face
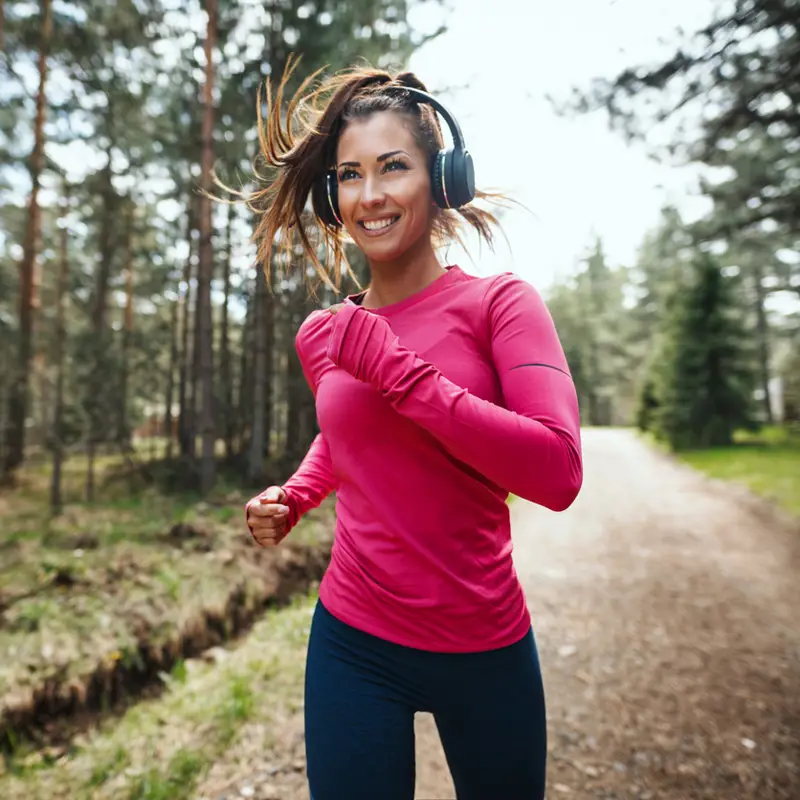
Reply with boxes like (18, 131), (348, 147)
(335, 111), (434, 264)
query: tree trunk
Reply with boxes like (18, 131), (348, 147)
(85, 434), (95, 502)
(263, 278), (275, 460)
(752, 262), (773, 424)
(86, 145), (117, 502)
(286, 288), (316, 465)
(164, 281), (180, 460)
(50, 181), (69, 515)
(235, 282), (254, 457)
(220, 200), (234, 460)
(3, 0), (52, 477)
(178, 196), (197, 459)
(248, 266), (268, 483)
(119, 205), (135, 449)
(0, 340), (8, 470)
(188, 256), (201, 456)
(271, 294), (289, 459)
(196, 0), (218, 492)
(285, 286), (312, 465)
(187, 270), (201, 457)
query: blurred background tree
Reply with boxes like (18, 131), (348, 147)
(1, 0), (798, 505)
(0, 0), (445, 502)
(548, 0), (800, 447)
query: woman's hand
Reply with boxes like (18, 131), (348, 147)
(325, 303), (395, 387)
(245, 486), (290, 547)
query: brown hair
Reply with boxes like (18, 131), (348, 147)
(240, 55), (509, 291)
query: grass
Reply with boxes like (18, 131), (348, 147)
(0, 593), (317, 799)
(0, 448), (333, 763)
(650, 425), (800, 517)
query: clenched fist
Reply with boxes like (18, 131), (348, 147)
(245, 486), (290, 547)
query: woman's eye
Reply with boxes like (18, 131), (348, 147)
(338, 161), (407, 181)
(384, 159), (408, 173)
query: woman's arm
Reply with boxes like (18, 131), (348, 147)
(281, 319), (339, 529)
(326, 275), (582, 511)
(281, 433), (338, 529)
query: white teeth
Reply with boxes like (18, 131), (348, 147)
(362, 217), (398, 231)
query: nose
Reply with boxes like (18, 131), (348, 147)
(360, 173), (386, 208)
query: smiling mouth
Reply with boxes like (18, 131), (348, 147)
(358, 216), (401, 236)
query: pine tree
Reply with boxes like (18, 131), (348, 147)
(574, 0), (800, 238)
(546, 237), (636, 425)
(782, 346), (800, 422)
(652, 253), (757, 450)
(0, 0), (447, 488)
(2, 0), (52, 478)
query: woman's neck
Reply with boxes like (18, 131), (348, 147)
(362, 241), (445, 310)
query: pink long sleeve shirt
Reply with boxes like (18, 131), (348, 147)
(281, 265), (582, 653)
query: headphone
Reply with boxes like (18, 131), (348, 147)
(315, 87), (476, 228)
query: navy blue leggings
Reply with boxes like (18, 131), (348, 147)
(304, 600), (547, 800)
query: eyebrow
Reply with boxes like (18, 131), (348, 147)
(338, 150), (409, 168)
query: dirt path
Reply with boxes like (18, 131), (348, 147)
(199, 428), (800, 799)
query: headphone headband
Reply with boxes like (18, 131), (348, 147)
(386, 86), (467, 151)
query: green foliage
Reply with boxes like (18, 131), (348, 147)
(216, 675), (255, 746)
(0, 0), (445, 488)
(677, 425), (800, 516)
(87, 744), (130, 788)
(646, 253), (757, 450)
(564, 2), (800, 437)
(780, 346), (800, 422)
(127, 748), (204, 800)
(547, 203), (796, 443)
(169, 658), (188, 684)
(546, 238), (638, 426)
(634, 370), (660, 434)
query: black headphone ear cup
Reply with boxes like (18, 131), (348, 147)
(459, 150), (476, 207)
(431, 148), (475, 210)
(312, 172), (339, 227)
(312, 174), (331, 226)
(447, 149), (475, 208)
(431, 151), (447, 209)
(444, 147), (458, 207)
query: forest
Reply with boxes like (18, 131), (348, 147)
(0, 0), (798, 798)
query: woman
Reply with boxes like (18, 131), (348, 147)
(244, 59), (583, 800)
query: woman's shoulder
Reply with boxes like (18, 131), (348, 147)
(293, 307), (337, 389)
(455, 267), (538, 294)
(482, 269), (540, 293)
(466, 270), (546, 317)
(299, 306), (332, 333)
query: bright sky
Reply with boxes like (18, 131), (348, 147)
(407, 0), (717, 288)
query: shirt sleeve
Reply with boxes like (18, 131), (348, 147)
(281, 433), (337, 529)
(281, 318), (339, 529)
(326, 275), (583, 511)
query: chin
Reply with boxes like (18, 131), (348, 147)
(362, 241), (409, 263)
(357, 229), (428, 265)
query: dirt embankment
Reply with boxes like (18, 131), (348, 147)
(1, 514), (333, 754)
